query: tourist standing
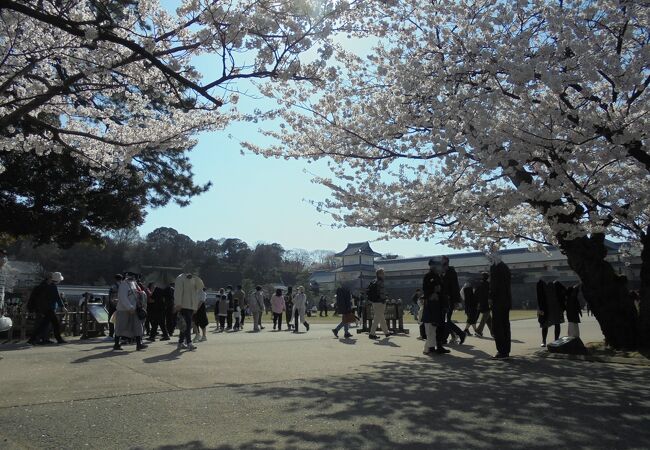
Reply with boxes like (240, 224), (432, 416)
(250, 286), (265, 332)
(536, 279), (563, 346)
(28, 272), (67, 345)
(368, 268), (391, 340)
(332, 286), (354, 338)
(113, 272), (147, 351)
(489, 253), (512, 359)
(164, 282), (176, 336)
(226, 285), (234, 330)
(292, 286), (310, 332)
(565, 284), (582, 338)
(174, 272), (204, 351)
(475, 272), (492, 337)
(271, 288), (285, 330)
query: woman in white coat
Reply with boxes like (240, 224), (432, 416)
(113, 273), (147, 351)
(292, 286), (310, 333)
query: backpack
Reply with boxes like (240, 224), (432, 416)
(366, 280), (380, 303)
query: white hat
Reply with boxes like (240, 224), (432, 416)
(0, 315), (13, 333)
(50, 272), (64, 282)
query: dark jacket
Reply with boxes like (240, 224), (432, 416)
(536, 280), (547, 326)
(29, 280), (63, 313)
(565, 285), (582, 323)
(440, 266), (461, 309)
(463, 286), (479, 322)
(335, 286), (353, 314)
(421, 270), (443, 325)
(489, 262), (512, 311)
(475, 280), (490, 312)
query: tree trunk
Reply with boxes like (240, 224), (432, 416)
(559, 233), (638, 350)
(638, 226), (650, 349)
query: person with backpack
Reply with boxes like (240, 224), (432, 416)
(332, 286), (354, 338)
(367, 268), (392, 340)
(27, 272), (67, 345)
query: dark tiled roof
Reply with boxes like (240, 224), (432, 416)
(334, 242), (382, 257)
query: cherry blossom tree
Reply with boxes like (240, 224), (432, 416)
(0, 0), (357, 241)
(248, 1), (649, 348)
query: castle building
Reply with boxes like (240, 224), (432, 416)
(310, 241), (640, 308)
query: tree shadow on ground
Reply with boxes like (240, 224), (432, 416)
(210, 355), (650, 449)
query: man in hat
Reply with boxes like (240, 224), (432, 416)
(28, 272), (67, 345)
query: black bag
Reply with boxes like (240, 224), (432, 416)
(366, 280), (380, 303)
(136, 306), (147, 321)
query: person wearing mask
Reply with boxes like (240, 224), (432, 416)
(292, 286), (310, 333)
(368, 268), (391, 340)
(28, 272), (67, 345)
(250, 286), (265, 332)
(332, 285), (354, 339)
(174, 272), (204, 351)
(113, 272), (147, 351)
(488, 252), (512, 359)
(270, 288), (285, 331)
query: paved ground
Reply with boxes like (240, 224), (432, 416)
(0, 316), (649, 449)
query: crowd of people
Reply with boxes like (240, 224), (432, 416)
(8, 250), (612, 360)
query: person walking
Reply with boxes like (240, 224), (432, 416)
(250, 286), (265, 332)
(106, 274), (122, 339)
(368, 268), (391, 340)
(174, 272), (204, 351)
(284, 286), (294, 331)
(271, 288), (286, 331)
(193, 287), (208, 343)
(232, 285), (246, 331)
(216, 288), (228, 332)
(439, 256), (465, 345)
(148, 285), (170, 341)
(489, 253), (512, 359)
(537, 280), (563, 346)
(28, 272), (68, 345)
(318, 295), (328, 317)
(163, 282), (176, 336)
(226, 285), (234, 330)
(292, 286), (310, 333)
(332, 286), (354, 338)
(475, 272), (492, 337)
(113, 272), (147, 351)
(462, 282), (479, 336)
(422, 260), (448, 354)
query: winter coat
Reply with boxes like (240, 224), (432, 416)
(271, 294), (286, 314)
(249, 291), (265, 313)
(174, 273), (204, 312)
(489, 262), (512, 311)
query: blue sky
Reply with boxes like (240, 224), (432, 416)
(140, 4), (456, 258)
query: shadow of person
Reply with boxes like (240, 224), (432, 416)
(71, 349), (125, 364)
(374, 338), (400, 347)
(142, 349), (183, 363)
(339, 337), (357, 345)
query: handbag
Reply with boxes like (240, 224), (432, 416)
(342, 312), (356, 324)
(136, 306), (147, 321)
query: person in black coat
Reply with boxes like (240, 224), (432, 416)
(422, 260), (448, 354)
(489, 253), (512, 358)
(28, 272), (67, 345)
(332, 286), (354, 338)
(565, 284), (583, 338)
(439, 256), (466, 345)
(475, 272), (492, 337)
(462, 282), (479, 336)
(148, 285), (169, 341)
